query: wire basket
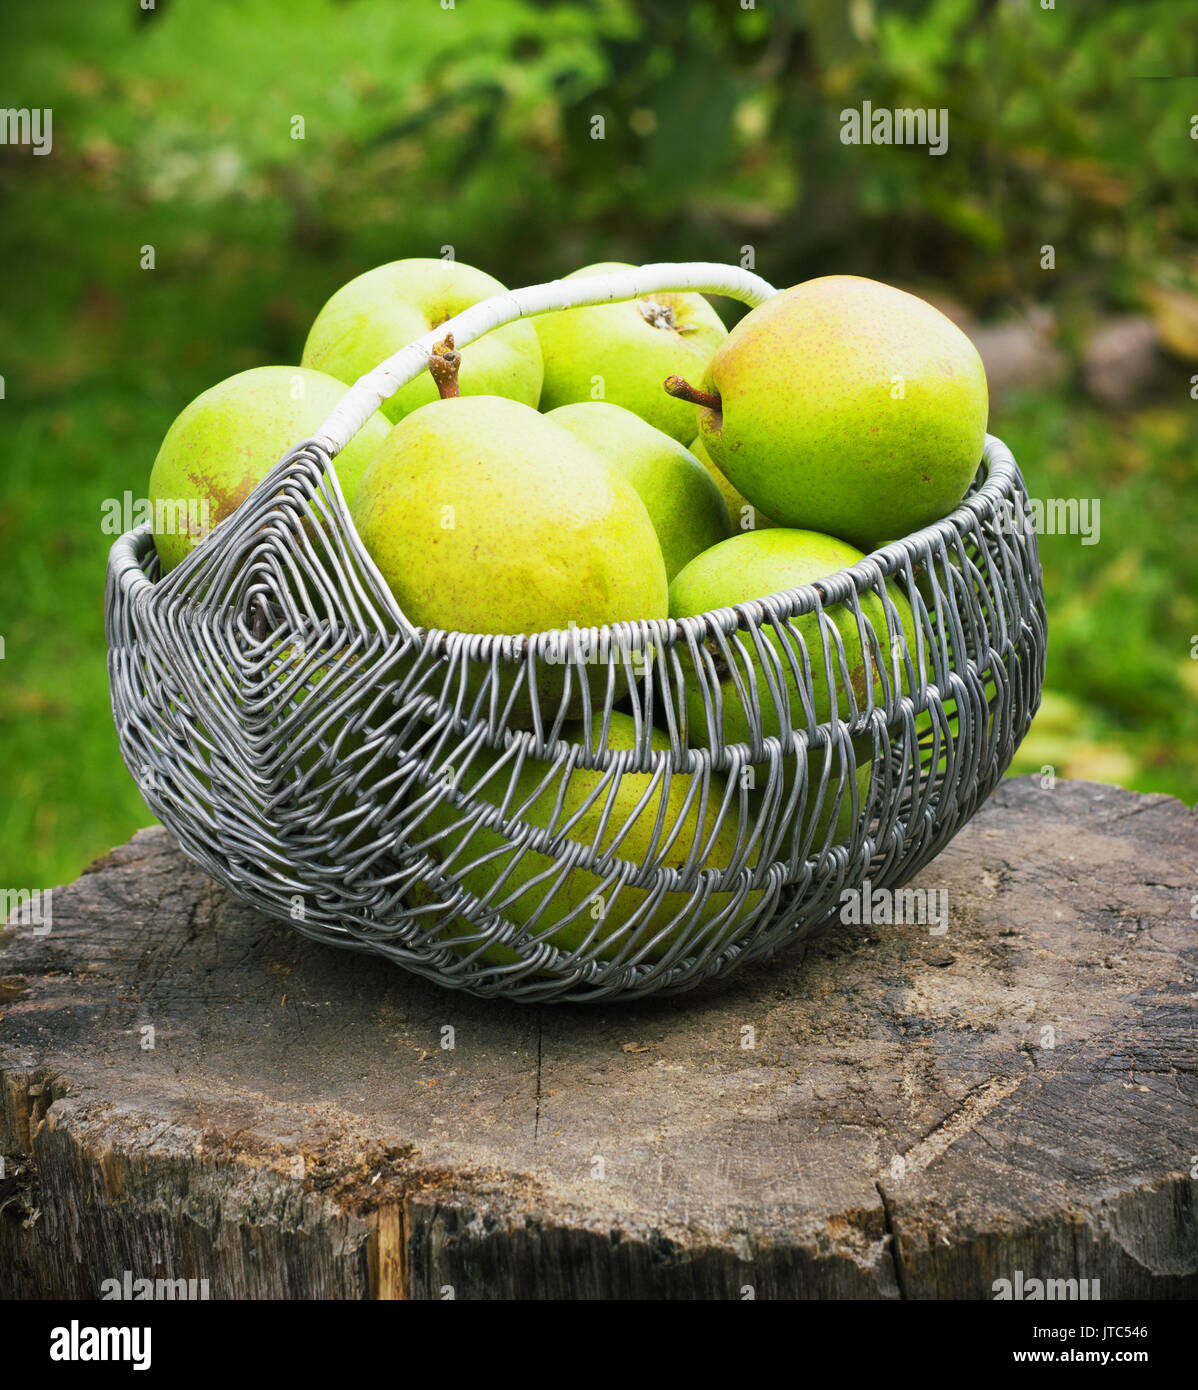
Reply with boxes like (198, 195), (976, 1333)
(105, 263), (1046, 1002)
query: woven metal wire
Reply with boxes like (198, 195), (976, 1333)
(104, 271), (1046, 1003)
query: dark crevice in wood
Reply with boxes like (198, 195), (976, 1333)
(876, 1182), (909, 1300)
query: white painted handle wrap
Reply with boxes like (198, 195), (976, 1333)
(313, 261), (779, 455)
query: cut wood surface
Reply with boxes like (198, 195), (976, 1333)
(1, 777), (1195, 1299)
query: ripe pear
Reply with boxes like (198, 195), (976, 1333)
(546, 402), (731, 580)
(148, 365), (391, 573)
(689, 434), (775, 534)
(668, 527), (918, 751)
(351, 395), (666, 636)
(535, 262), (727, 444)
(301, 258), (543, 422)
(671, 276), (988, 551)
(414, 712), (761, 967)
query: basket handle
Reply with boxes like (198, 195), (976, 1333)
(312, 261), (779, 455)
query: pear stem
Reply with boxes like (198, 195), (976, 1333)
(429, 334), (462, 399)
(663, 374), (721, 411)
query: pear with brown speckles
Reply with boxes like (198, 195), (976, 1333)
(673, 276), (989, 552)
(148, 365), (390, 572)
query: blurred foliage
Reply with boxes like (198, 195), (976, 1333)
(0, 0), (1195, 888)
(1000, 393), (1198, 797)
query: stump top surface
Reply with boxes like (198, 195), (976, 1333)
(2, 777), (1196, 1298)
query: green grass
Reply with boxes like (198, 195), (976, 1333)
(0, 385), (168, 890)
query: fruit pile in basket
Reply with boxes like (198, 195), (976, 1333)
(148, 256), (987, 655)
(143, 258), (991, 971)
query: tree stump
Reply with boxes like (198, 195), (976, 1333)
(1, 778), (1195, 1300)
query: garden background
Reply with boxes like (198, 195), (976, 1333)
(2, 0), (1196, 890)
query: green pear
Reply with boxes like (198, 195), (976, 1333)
(672, 276), (988, 551)
(148, 365), (391, 573)
(301, 258), (543, 423)
(546, 402), (732, 580)
(689, 434), (775, 535)
(668, 528), (918, 750)
(535, 262), (727, 444)
(413, 712), (761, 967)
(350, 396), (667, 721)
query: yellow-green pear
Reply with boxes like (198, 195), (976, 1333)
(415, 713), (761, 967)
(302, 258), (543, 422)
(350, 395), (667, 639)
(547, 402), (732, 579)
(148, 365), (391, 573)
(669, 276), (988, 551)
(535, 262), (727, 444)
(689, 434), (776, 534)
(668, 528), (918, 750)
